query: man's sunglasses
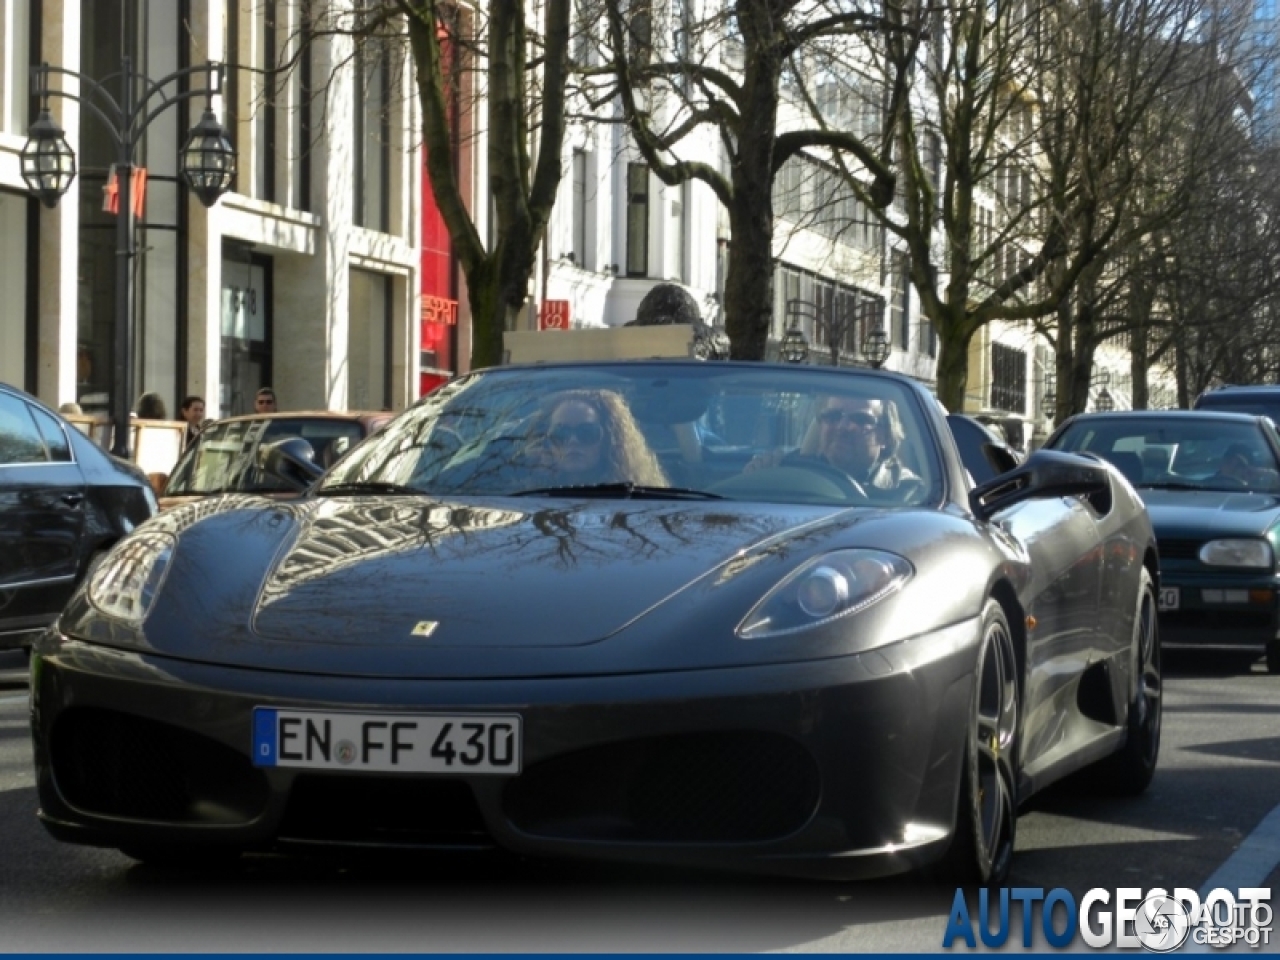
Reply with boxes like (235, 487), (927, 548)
(549, 422), (604, 446)
(818, 409), (879, 429)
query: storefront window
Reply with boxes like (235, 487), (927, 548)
(220, 250), (272, 415)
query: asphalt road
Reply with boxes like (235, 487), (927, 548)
(0, 650), (1277, 953)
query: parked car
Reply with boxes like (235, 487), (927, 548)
(0, 382), (157, 650)
(1045, 409), (1280, 673)
(160, 411), (394, 509)
(1194, 384), (1280, 424)
(32, 362), (1159, 884)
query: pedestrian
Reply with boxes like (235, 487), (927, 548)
(58, 401), (83, 415)
(179, 395), (207, 446)
(134, 392), (168, 420)
(255, 386), (278, 413)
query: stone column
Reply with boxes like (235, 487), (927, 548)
(186, 0), (225, 417)
(273, 28), (351, 411)
(35, 0), (80, 407)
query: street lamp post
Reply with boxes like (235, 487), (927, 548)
(860, 299), (891, 369)
(780, 299), (811, 364)
(862, 327), (891, 369)
(21, 59), (236, 459)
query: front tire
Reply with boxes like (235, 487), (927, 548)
(1093, 567), (1161, 795)
(935, 599), (1019, 886)
(1267, 638), (1280, 675)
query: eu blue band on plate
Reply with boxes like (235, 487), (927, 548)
(253, 707), (277, 766)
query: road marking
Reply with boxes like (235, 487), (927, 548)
(1198, 800), (1280, 898)
(0, 693), (27, 704)
(1183, 801), (1280, 954)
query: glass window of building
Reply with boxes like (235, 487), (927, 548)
(626, 163), (649, 276)
(349, 270), (392, 411)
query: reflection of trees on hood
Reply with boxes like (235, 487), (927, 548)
(259, 501), (527, 605)
(504, 505), (793, 572)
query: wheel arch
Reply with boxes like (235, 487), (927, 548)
(988, 579), (1027, 700)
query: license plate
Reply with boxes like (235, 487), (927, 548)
(252, 708), (522, 774)
(1158, 586), (1180, 611)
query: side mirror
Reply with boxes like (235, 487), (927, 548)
(970, 449), (1110, 522)
(259, 437), (324, 491)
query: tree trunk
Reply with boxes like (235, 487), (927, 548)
(464, 257), (505, 369)
(724, 186), (776, 361)
(934, 316), (975, 411)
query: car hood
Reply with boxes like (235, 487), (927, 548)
(1140, 488), (1280, 539)
(101, 494), (924, 679)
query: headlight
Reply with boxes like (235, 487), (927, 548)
(1198, 538), (1273, 569)
(737, 549), (913, 639)
(87, 532), (176, 622)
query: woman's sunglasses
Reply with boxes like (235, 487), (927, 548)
(549, 422), (604, 446)
(817, 409), (879, 429)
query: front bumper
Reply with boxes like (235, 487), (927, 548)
(1157, 569), (1279, 651)
(31, 620), (979, 880)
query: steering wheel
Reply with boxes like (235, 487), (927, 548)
(783, 456), (871, 502)
(1210, 473), (1248, 490)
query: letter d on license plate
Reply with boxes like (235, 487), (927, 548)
(252, 708), (522, 774)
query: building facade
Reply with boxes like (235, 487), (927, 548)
(0, 0), (447, 421)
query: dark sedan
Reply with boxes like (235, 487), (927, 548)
(0, 382), (157, 650)
(1046, 409), (1280, 673)
(33, 362), (1159, 885)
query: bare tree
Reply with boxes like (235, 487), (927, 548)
(299, 1), (572, 369)
(593, 0), (906, 361)
(812, 0), (1251, 411)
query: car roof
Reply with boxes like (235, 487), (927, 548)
(1061, 409), (1265, 422)
(1198, 384), (1280, 394)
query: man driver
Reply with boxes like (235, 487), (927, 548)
(746, 393), (922, 496)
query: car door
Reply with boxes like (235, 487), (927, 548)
(994, 491), (1107, 779)
(949, 417), (1106, 772)
(0, 393), (87, 642)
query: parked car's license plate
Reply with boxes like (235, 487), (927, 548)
(1158, 587), (1180, 611)
(252, 708), (522, 774)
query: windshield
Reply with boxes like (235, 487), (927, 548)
(320, 364), (942, 507)
(1051, 416), (1280, 493)
(166, 417), (369, 495)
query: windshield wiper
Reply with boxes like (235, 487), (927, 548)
(512, 482), (725, 500)
(317, 480), (423, 497)
(1139, 481), (1203, 490)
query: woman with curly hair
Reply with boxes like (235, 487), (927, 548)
(535, 389), (668, 487)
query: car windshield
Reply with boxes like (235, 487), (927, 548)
(319, 364), (942, 507)
(166, 417), (368, 495)
(1051, 416), (1280, 493)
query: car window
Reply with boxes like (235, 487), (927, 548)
(165, 419), (258, 494)
(30, 406), (73, 462)
(1050, 417), (1280, 492)
(322, 365), (942, 507)
(0, 394), (49, 465)
(260, 419), (367, 471)
(165, 417), (371, 495)
(1193, 394), (1280, 425)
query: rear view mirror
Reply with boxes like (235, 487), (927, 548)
(259, 437), (324, 491)
(970, 449), (1110, 522)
